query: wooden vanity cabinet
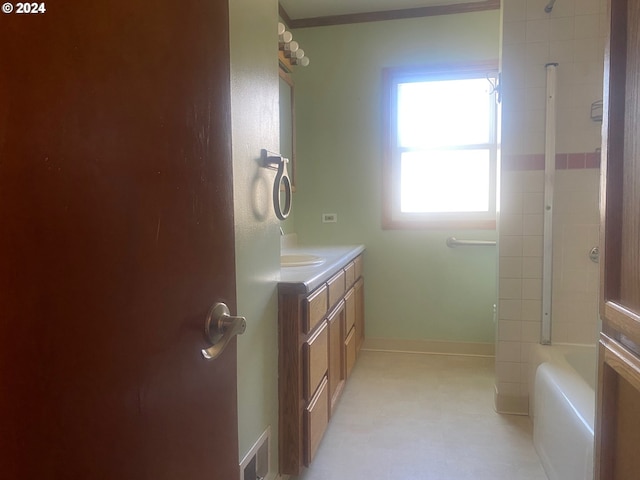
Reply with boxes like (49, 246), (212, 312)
(278, 254), (364, 476)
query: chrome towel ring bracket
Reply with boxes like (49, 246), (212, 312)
(261, 149), (292, 220)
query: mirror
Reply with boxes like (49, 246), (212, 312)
(279, 68), (296, 190)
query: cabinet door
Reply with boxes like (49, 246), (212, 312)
(327, 301), (346, 415)
(345, 327), (357, 379)
(355, 278), (365, 353)
(345, 288), (356, 333)
(304, 321), (328, 401)
(304, 376), (329, 466)
(600, 0), (640, 346)
(597, 0), (640, 477)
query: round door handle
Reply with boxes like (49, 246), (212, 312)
(201, 303), (246, 360)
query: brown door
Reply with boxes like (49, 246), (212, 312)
(597, 0), (640, 478)
(0, 2), (239, 479)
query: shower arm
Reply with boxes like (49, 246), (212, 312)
(544, 0), (557, 13)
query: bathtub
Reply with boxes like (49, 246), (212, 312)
(529, 343), (596, 480)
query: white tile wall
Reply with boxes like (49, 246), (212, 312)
(551, 170), (600, 344)
(499, 320), (522, 341)
(522, 278), (542, 300)
(499, 300), (522, 321)
(497, 0), (605, 412)
(522, 299), (542, 321)
(498, 170), (544, 410)
(523, 235), (544, 256)
(499, 235), (524, 257)
(498, 341), (522, 362)
(502, 0), (606, 158)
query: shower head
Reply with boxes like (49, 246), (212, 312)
(544, 0), (557, 13)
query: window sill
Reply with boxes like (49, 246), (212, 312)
(382, 217), (496, 230)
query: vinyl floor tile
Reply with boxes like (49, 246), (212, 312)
(292, 351), (547, 480)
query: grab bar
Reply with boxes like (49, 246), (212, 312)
(446, 237), (496, 248)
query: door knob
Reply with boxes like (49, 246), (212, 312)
(201, 303), (246, 360)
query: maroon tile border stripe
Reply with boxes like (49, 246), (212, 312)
(502, 152), (601, 171)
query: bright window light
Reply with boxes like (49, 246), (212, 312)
(400, 150), (490, 213)
(397, 78), (492, 149)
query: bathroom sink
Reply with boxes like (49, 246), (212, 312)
(281, 253), (325, 267)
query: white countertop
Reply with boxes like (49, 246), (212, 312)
(278, 245), (365, 294)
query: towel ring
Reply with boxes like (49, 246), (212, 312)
(273, 157), (292, 220)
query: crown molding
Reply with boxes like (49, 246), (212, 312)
(282, 0), (500, 29)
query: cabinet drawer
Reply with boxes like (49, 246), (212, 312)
(344, 261), (355, 288)
(304, 320), (328, 400)
(327, 270), (346, 309)
(304, 376), (329, 466)
(354, 255), (363, 279)
(345, 326), (356, 379)
(304, 284), (328, 333)
(344, 288), (355, 333)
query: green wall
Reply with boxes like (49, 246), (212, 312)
(228, 8), (501, 474)
(229, 0), (281, 472)
(291, 11), (501, 344)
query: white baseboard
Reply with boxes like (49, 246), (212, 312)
(362, 337), (495, 357)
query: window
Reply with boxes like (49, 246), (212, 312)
(382, 62), (499, 229)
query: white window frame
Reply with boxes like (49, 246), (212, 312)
(382, 61), (499, 230)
